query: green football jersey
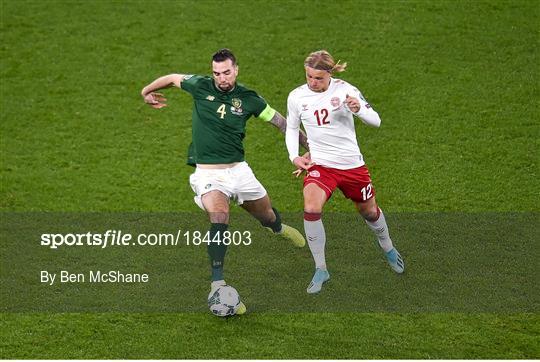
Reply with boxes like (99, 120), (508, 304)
(181, 75), (274, 165)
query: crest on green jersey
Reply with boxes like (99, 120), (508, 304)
(232, 98), (242, 109)
(231, 98), (244, 115)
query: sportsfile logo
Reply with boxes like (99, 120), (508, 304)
(40, 230), (252, 249)
(40, 230), (183, 249)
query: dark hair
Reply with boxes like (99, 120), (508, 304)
(212, 48), (237, 65)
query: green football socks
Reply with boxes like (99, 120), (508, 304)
(208, 223), (229, 281)
(261, 207), (282, 233)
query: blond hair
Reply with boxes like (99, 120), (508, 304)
(304, 50), (347, 73)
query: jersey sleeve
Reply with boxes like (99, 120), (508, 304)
(256, 104), (276, 122)
(180, 74), (204, 95)
(249, 93), (272, 119)
(285, 92), (301, 162)
(348, 84), (381, 127)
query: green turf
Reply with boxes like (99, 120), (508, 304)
(1, 313), (538, 359)
(1, 0), (538, 359)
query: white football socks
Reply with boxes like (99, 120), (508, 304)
(364, 208), (394, 252)
(304, 217), (327, 270)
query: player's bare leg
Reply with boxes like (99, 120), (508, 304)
(303, 183), (328, 214)
(355, 197), (404, 273)
(241, 195), (305, 247)
(240, 195), (274, 224)
(303, 183), (330, 293)
(354, 196), (378, 221)
(202, 190), (230, 223)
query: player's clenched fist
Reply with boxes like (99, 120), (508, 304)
(345, 94), (360, 113)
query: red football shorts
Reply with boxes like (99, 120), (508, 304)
(303, 165), (375, 203)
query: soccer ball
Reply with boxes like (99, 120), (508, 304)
(208, 285), (241, 317)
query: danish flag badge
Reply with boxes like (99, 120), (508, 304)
(330, 97), (340, 108)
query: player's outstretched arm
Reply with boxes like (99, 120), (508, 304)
(141, 74), (185, 109)
(269, 112), (309, 151)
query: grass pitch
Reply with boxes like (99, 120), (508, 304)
(1, 0), (538, 359)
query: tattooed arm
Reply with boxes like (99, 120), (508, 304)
(269, 111), (309, 151)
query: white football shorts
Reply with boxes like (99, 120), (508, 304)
(189, 161), (268, 210)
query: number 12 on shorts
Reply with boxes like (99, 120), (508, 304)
(361, 183), (373, 201)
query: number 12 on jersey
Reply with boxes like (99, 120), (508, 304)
(314, 108), (330, 126)
(361, 183), (373, 201)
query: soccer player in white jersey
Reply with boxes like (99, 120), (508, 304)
(285, 50), (404, 294)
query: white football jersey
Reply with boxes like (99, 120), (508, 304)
(286, 78), (381, 170)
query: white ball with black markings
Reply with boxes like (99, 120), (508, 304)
(207, 285), (241, 317)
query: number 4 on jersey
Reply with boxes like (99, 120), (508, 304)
(217, 104), (226, 119)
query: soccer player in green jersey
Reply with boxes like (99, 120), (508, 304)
(141, 49), (308, 315)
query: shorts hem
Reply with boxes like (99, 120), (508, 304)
(304, 179), (333, 199)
